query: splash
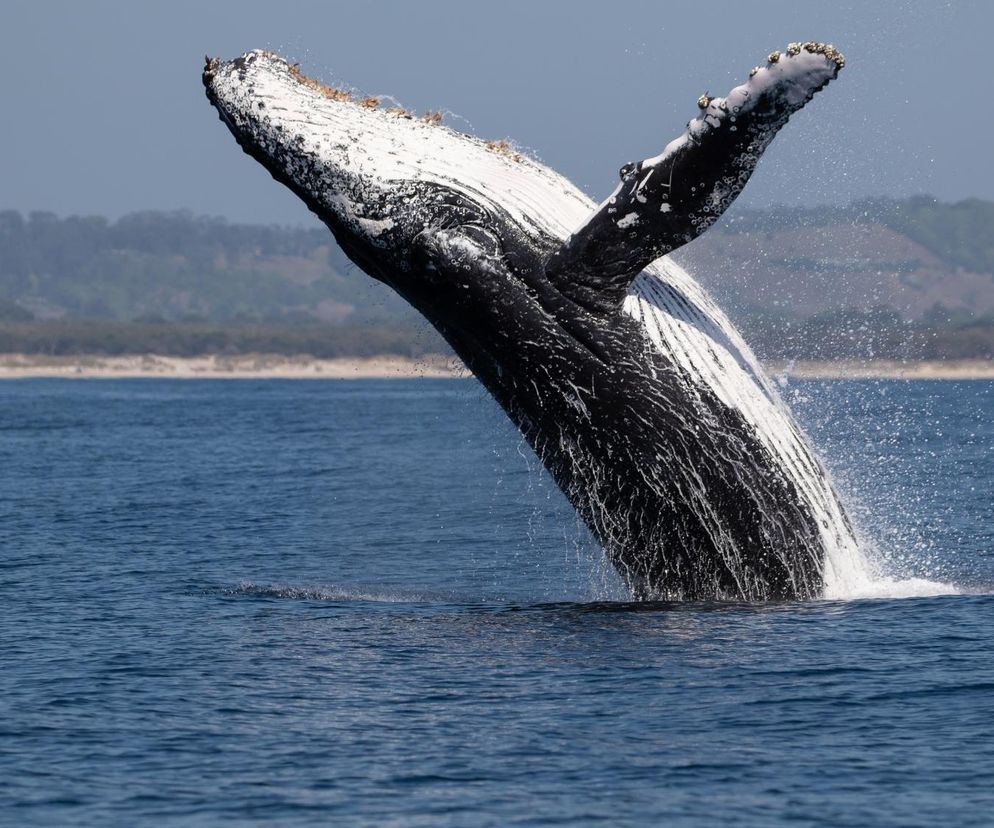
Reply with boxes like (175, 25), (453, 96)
(821, 552), (960, 600)
(825, 575), (960, 600)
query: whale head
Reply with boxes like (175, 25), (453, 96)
(203, 50), (590, 293)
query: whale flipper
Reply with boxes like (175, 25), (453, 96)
(546, 43), (845, 313)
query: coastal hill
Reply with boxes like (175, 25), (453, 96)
(0, 210), (410, 325)
(1, 197), (992, 359)
(683, 197), (994, 322)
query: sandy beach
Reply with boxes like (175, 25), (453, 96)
(763, 359), (994, 380)
(0, 354), (993, 380)
(0, 353), (467, 379)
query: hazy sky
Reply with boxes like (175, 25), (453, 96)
(2, 0), (990, 225)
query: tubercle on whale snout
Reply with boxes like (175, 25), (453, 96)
(204, 50), (461, 130)
(202, 50), (532, 161)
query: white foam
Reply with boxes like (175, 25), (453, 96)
(822, 575), (960, 601)
(627, 263), (874, 597)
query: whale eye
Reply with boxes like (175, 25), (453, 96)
(619, 162), (637, 180)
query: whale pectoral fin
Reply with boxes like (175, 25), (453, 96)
(545, 42), (845, 314)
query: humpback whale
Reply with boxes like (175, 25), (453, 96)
(204, 43), (862, 601)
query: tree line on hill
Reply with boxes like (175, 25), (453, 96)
(1, 311), (986, 361)
(719, 196), (994, 277)
(1, 199), (992, 360)
(0, 209), (410, 324)
(0, 319), (444, 359)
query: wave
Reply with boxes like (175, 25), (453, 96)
(214, 569), (968, 610)
(216, 581), (425, 604)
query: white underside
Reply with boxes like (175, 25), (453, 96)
(214, 53), (872, 596)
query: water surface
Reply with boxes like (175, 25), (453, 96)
(2, 378), (992, 826)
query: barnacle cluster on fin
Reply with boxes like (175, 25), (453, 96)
(800, 41), (845, 67)
(784, 41), (845, 67)
(746, 40), (843, 81)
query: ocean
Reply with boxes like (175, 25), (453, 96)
(2, 378), (992, 826)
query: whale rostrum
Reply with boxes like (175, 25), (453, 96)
(204, 43), (864, 601)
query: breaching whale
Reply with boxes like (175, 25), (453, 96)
(204, 43), (862, 601)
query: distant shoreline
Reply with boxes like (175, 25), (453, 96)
(0, 354), (993, 380)
(764, 359), (994, 380)
(0, 353), (466, 379)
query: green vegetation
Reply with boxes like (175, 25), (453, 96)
(3, 314), (988, 361)
(721, 196), (994, 277)
(0, 319), (444, 358)
(0, 209), (413, 324)
(0, 200), (992, 360)
(739, 308), (994, 361)
(0, 297), (33, 322)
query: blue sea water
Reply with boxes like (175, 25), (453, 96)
(1, 377), (993, 826)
